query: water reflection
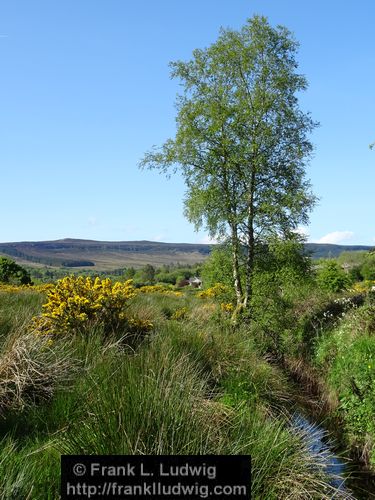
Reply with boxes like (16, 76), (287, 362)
(292, 412), (347, 491)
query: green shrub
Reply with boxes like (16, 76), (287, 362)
(201, 245), (237, 291)
(361, 253), (375, 280)
(313, 305), (375, 465)
(0, 257), (32, 285)
(316, 260), (351, 293)
(250, 238), (314, 354)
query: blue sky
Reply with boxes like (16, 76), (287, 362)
(1, 1), (374, 245)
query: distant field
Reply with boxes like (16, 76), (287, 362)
(0, 238), (373, 272)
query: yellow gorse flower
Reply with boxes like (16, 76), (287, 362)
(197, 283), (230, 299)
(0, 283), (33, 293)
(220, 302), (234, 313)
(350, 280), (375, 293)
(33, 276), (151, 336)
(138, 284), (183, 297)
(171, 307), (188, 320)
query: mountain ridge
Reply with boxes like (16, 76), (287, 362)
(0, 238), (373, 271)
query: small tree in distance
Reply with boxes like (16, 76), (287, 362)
(0, 257), (32, 285)
(141, 16), (317, 314)
(140, 264), (156, 284)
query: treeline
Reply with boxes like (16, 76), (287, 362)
(11, 247), (375, 295)
(0, 247), (64, 267)
(336, 250), (375, 281)
(312, 251), (375, 293)
(61, 260), (95, 267)
(26, 262), (202, 286)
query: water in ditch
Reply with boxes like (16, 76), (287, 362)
(292, 411), (375, 499)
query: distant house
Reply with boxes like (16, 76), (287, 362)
(188, 277), (202, 288)
(177, 278), (190, 288)
(176, 276), (203, 289)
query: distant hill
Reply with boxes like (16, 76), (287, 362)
(0, 239), (212, 271)
(304, 243), (374, 259)
(0, 238), (373, 271)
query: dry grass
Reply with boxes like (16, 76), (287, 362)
(0, 328), (77, 415)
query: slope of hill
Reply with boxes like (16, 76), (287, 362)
(304, 243), (374, 259)
(0, 239), (212, 270)
(0, 239), (373, 271)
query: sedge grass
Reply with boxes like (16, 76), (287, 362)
(0, 292), (350, 499)
(0, 290), (44, 349)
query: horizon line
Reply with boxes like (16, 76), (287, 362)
(0, 237), (374, 248)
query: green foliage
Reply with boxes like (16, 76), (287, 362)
(0, 257), (32, 285)
(316, 260), (351, 292)
(141, 15), (317, 307)
(337, 250), (375, 282)
(348, 265), (363, 282)
(250, 238), (314, 352)
(155, 265), (197, 285)
(313, 305), (375, 464)
(0, 288), (338, 498)
(138, 263), (156, 284)
(123, 266), (136, 280)
(200, 238), (313, 332)
(200, 245), (236, 290)
(256, 238), (313, 288)
(127, 263), (201, 286)
(337, 250), (368, 268)
(360, 253), (375, 280)
(61, 260), (95, 267)
(154, 271), (176, 284)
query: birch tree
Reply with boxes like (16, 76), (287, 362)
(140, 16), (317, 311)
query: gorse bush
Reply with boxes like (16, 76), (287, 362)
(33, 276), (153, 337)
(351, 280), (375, 294)
(138, 284), (183, 297)
(197, 283), (232, 300)
(171, 307), (188, 320)
(220, 302), (234, 314)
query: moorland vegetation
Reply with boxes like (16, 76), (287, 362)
(1, 13), (375, 499)
(0, 245), (374, 498)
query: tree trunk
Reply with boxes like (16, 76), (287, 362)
(244, 171), (256, 310)
(243, 221), (254, 310)
(230, 224), (243, 306)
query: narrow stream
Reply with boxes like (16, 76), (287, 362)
(292, 411), (375, 499)
(292, 412), (348, 492)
